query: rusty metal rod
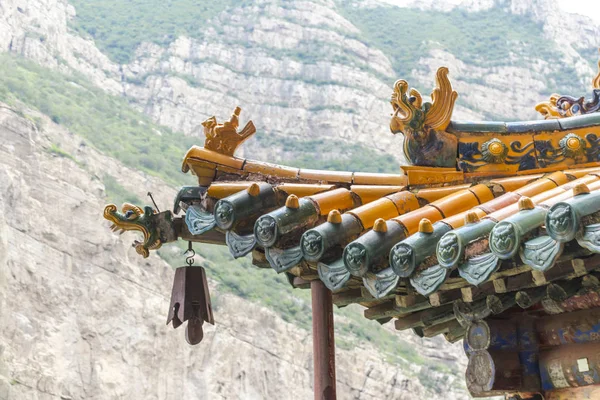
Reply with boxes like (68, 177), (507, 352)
(311, 279), (336, 400)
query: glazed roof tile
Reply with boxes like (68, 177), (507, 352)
(173, 148), (600, 344)
(105, 59), (600, 361)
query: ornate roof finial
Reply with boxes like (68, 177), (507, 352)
(536, 49), (600, 119)
(389, 67), (459, 168)
(202, 106), (256, 156)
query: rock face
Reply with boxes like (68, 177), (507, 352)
(1, 0), (599, 164)
(0, 103), (468, 399)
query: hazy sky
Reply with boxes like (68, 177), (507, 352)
(556, 0), (600, 24)
(382, 0), (600, 24)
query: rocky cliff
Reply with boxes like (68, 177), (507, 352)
(2, 0), (598, 164)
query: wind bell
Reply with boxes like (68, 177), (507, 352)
(166, 242), (214, 345)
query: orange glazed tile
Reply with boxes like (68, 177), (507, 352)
(182, 146), (245, 172)
(298, 169), (353, 183)
(542, 171), (570, 186)
(413, 184), (470, 204)
(386, 191), (420, 214)
(538, 185), (597, 208)
(563, 174), (600, 187)
(487, 203), (519, 222)
(467, 184), (495, 204)
(429, 185), (492, 218)
(487, 177), (600, 221)
(443, 208), (488, 229)
(489, 180), (561, 221)
(566, 166), (600, 178)
(489, 174), (543, 193)
(243, 160), (300, 179)
(308, 188), (357, 215)
(538, 180), (600, 207)
(207, 182), (260, 199)
(394, 206), (444, 236)
(216, 164), (247, 175)
(190, 165), (217, 179)
(350, 185), (405, 204)
(515, 173), (564, 197)
(352, 172), (407, 186)
(531, 175), (600, 204)
(476, 192), (521, 215)
(276, 183), (335, 198)
(347, 198), (402, 230)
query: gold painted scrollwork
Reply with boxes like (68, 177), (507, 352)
(593, 56), (600, 90)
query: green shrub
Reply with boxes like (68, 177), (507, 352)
(337, 2), (588, 104)
(102, 175), (142, 205)
(0, 53), (198, 186)
(69, 0), (235, 64)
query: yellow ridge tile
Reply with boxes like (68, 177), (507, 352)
(350, 185), (405, 204)
(243, 160), (300, 179)
(394, 206), (444, 236)
(275, 183), (335, 198)
(298, 169), (353, 183)
(347, 198), (402, 230)
(429, 185), (490, 217)
(386, 191), (421, 215)
(489, 174), (543, 193)
(308, 188), (357, 215)
(406, 169), (464, 186)
(352, 172), (407, 186)
(207, 182), (260, 199)
(413, 184), (471, 204)
(182, 146), (245, 172)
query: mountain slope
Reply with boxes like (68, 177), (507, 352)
(6, 0), (599, 168)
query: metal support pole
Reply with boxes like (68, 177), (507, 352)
(311, 279), (336, 400)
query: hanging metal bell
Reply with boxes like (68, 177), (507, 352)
(166, 266), (214, 345)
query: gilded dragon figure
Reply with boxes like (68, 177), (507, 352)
(202, 106), (256, 156)
(536, 57), (600, 119)
(103, 203), (162, 258)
